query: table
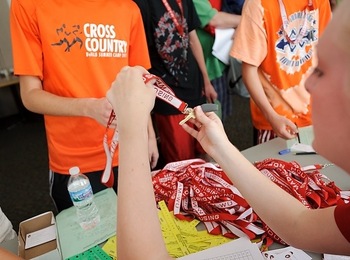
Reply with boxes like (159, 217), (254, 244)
(56, 138), (350, 259)
(56, 188), (117, 259)
(241, 137), (350, 190)
(0, 75), (19, 88)
(0, 75), (26, 123)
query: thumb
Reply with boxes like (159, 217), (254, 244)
(193, 106), (212, 125)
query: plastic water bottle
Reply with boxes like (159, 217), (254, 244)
(67, 166), (100, 230)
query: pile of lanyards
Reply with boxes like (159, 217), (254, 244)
(151, 158), (350, 246)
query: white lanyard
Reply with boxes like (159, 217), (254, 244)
(101, 74), (189, 187)
(278, 0), (314, 44)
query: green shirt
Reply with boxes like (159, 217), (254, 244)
(193, 0), (227, 80)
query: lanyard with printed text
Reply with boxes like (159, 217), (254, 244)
(152, 159), (266, 240)
(161, 0), (185, 38)
(278, 0), (314, 44)
(101, 74), (189, 187)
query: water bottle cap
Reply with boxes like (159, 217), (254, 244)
(69, 166), (80, 176)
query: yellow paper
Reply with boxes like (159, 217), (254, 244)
(157, 200), (233, 258)
(102, 235), (117, 260)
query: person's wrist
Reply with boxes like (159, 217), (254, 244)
(212, 137), (233, 159)
(118, 116), (148, 131)
(118, 124), (148, 138)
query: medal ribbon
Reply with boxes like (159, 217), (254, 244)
(153, 158), (350, 246)
(254, 158), (349, 244)
(161, 0), (184, 38)
(152, 159), (265, 241)
(102, 74), (189, 187)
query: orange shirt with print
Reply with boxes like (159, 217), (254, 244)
(230, 0), (331, 130)
(11, 0), (150, 174)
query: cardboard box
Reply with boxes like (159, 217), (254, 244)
(18, 212), (61, 260)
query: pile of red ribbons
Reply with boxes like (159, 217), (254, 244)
(254, 158), (349, 244)
(152, 158), (349, 245)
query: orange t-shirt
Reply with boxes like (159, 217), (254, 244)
(230, 0), (331, 130)
(11, 0), (151, 174)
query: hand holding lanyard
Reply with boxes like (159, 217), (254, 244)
(101, 74), (218, 187)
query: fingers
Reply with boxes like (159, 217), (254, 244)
(145, 78), (157, 90)
(192, 119), (202, 129)
(278, 127), (298, 140)
(133, 65), (151, 75)
(120, 66), (155, 93)
(205, 93), (218, 104)
(289, 123), (298, 135)
(284, 121), (299, 139)
(120, 65), (130, 72)
(192, 106), (207, 122)
(181, 106), (217, 134)
(115, 66), (148, 87)
(206, 97), (214, 104)
(193, 106), (220, 125)
(181, 123), (198, 139)
(281, 131), (297, 140)
(149, 154), (159, 169)
(120, 65), (148, 75)
(181, 106), (221, 133)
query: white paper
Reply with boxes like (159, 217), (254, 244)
(262, 246), (312, 260)
(25, 225), (56, 249)
(324, 254), (350, 260)
(178, 237), (264, 260)
(290, 143), (315, 153)
(286, 125), (315, 152)
(212, 28), (235, 65)
(298, 125), (314, 146)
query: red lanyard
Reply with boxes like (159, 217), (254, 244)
(161, 0), (185, 38)
(278, 0), (315, 44)
(101, 112), (118, 188)
(101, 74), (189, 187)
(143, 74), (188, 113)
(152, 158), (349, 246)
(152, 159), (266, 241)
(255, 158), (349, 244)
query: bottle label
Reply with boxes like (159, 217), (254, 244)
(69, 185), (93, 204)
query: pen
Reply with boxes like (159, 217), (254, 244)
(295, 152), (317, 155)
(278, 148), (291, 155)
(295, 123), (301, 143)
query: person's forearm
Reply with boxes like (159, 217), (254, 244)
(147, 114), (159, 169)
(242, 63), (277, 121)
(23, 89), (95, 117)
(211, 141), (350, 253)
(209, 12), (241, 29)
(0, 248), (23, 260)
(189, 31), (211, 84)
(19, 75), (95, 117)
(147, 115), (156, 139)
(210, 141), (310, 245)
(117, 125), (171, 259)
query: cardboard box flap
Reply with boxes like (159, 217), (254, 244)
(19, 212), (54, 234)
(18, 211), (61, 260)
(22, 240), (57, 259)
